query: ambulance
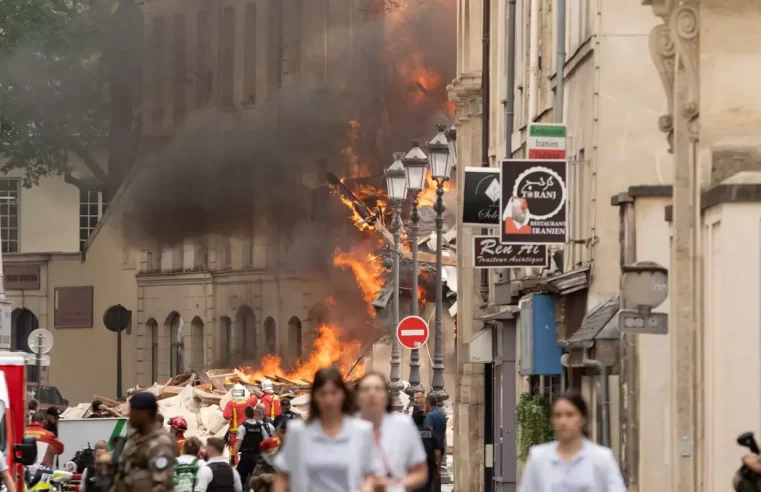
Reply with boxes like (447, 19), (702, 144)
(0, 352), (40, 490)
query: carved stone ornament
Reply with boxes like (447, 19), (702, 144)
(646, 0), (700, 147)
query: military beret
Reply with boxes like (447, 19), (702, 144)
(130, 391), (158, 411)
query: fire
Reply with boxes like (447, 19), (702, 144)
(233, 323), (364, 383)
(332, 245), (385, 317)
(418, 169), (455, 207)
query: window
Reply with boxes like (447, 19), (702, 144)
(195, 11), (210, 107)
(0, 180), (19, 253)
(173, 14), (187, 124)
(219, 7), (235, 107)
(243, 3), (257, 105)
(152, 16), (166, 125)
(79, 187), (107, 252)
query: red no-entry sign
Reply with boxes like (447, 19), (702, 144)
(396, 316), (430, 350)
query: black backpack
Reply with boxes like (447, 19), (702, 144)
(73, 445), (95, 474)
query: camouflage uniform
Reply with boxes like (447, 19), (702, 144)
(114, 422), (177, 492)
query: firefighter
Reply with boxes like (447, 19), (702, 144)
(169, 417), (188, 455)
(259, 380), (280, 421)
(223, 384), (258, 464)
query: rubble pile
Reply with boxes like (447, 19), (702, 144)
(61, 369), (314, 439)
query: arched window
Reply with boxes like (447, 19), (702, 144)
(235, 306), (256, 361)
(264, 317), (276, 354)
(219, 316), (232, 365)
(166, 312), (184, 376)
(12, 309), (39, 383)
(190, 317), (205, 370)
(288, 317), (303, 360)
(145, 318), (159, 383)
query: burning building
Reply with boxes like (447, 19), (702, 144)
(0, 0), (457, 403)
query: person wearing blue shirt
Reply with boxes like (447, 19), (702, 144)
(517, 392), (626, 492)
(423, 395), (447, 484)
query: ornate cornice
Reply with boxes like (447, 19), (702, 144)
(448, 73), (482, 120)
(646, 0), (700, 149)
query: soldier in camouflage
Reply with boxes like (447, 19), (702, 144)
(114, 391), (177, 492)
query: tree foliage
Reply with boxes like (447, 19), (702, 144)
(0, 0), (142, 191)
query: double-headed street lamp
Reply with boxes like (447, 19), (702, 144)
(385, 152), (407, 412)
(426, 123), (455, 406)
(401, 141), (428, 397)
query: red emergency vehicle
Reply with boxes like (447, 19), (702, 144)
(0, 352), (40, 490)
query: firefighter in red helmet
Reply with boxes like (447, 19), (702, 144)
(169, 416), (188, 455)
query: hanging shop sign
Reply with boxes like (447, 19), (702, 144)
(500, 159), (569, 245)
(462, 168), (501, 227)
(472, 237), (548, 269)
(527, 123), (567, 159)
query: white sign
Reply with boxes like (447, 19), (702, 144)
(0, 302), (11, 351)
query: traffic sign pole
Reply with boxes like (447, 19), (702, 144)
(36, 333), (42, 389)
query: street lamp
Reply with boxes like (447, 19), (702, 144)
(384, 152), (407, 412)
(445, 125), (457, 168)
(402, 140), (428, 398)
(426, 124), (452, 407)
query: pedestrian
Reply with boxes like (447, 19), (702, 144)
(195, 437), (243, 492)
(249, 437), (280, 492)
(356, 372), (428, 491)
(411, 410), (438, 492)
(25, 411), (64, 467)
(44, 407), (61, 436)
(88, 399), (120, 418)
(28, 399), (39, 425)
(517, 391), (626, 492)
(113, 391), (177, 492)
(423, 394), (447, 483)
(80, 440), (110, 492)
(272, 398), (300, 429)
(272, 367), (377, 492)
(174, 437), (205, 492)
(233, 406), (275, 490)
(0, 448), (16, 492)
(405, 391), (426, 416)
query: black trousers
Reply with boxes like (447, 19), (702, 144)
(237, 453), (258, 491)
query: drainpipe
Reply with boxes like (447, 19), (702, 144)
(505, 0), (516, 149)
(582, 351), (610, 448)
(481, 1), (493, 490)
(527, 0), (540, 120)
(554, 0), (566, 123)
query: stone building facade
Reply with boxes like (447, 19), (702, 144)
(452, 0), (671, 491)
(641, 1), (761, 492)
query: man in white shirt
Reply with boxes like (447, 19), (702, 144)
(0, 450), (17, 492)
(194, 438), (242, 492)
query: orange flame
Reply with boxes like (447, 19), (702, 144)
(233, 323), (364, 384)
(332, 245), (385, 317)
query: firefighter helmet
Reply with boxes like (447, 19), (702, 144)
(231, 384), (246, 400)
(170, 416), (188, 432)
(261, 379), (274, 394)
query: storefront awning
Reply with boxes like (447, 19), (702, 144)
(562, 297), (620, 347)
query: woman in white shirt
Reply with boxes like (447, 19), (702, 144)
(273, 367), (377, 492)
(356, 372), (428, 491)
(518, 392), (627, 492)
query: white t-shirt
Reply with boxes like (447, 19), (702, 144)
(0, 451), (7, 473)
(374, 412), (427, 480)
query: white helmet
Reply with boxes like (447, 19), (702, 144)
(261, 379), (274, 394)
(232, 384), (246, 400)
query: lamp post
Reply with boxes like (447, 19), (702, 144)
(385, 152), (407, 412)
(426, 124), (454, 407)
(401, 140), (428, 398)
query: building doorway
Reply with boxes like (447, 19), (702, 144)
(11, 308), (39, 383)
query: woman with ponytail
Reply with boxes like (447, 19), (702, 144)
(518, 392), (626, 492)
